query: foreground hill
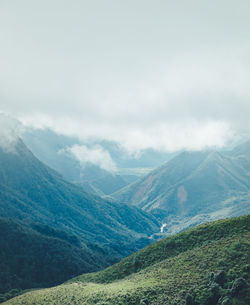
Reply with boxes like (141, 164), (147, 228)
(4, 215), (250, 305)
(0, 218), (103, 298)
(112, 143), (250, 233)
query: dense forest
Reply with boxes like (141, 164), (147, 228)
(0, 218), (106, 302)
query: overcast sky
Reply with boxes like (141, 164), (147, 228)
(1, 0), (250, 153)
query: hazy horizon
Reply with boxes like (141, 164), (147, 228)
(1, 0), (250, 154)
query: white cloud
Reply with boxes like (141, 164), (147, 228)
(66, 144), (117, 173)
(20, 115), (233, 154)
(0, 113), (24, 152)
(0, 1), (249, 153)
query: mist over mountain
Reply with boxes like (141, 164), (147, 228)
(0, 123), (249, 304)
(1, 0), (250, 304)
(0, 138), (159, 260)
(21, 128), (175, 195)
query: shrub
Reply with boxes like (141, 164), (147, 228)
(230, 278), (248, 297)
(214, 271), (227, 287)
(220, 296), (232, 305)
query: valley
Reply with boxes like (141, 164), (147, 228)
(0, 130), (250, 304)
(2, 215), (249, 305)
(1, 1), (250, 303)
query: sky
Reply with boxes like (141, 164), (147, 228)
(1, 0), (250, 153)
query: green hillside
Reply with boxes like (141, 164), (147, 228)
(112, 144), (250, 234)
(4, 215), (250, 305)
(0, 218), (103, 301)
(0, 139), (160, 299)
(113, 149), (250, 217)
(0, 139), (159, 260)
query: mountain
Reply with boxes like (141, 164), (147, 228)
(3, 214), (250, 305)
(0, 218), (104, 296)
(74, 163), (129, 195)
(228, 140), (250, 175)
(22, 128), (176, 169)
(112, 145), (250, 233)
(22, 128), (175, 194)
(0, 139), (160, 262)
(229, 140), (250, 158)
(21, 129), (130, 194)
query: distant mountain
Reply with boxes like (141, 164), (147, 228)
(112, 144), (250, 233)
(228, 140), (250, 174)
(22, 128), (175, 194)
(21, 129), (130, 194)
(0, 139), (159, 261)
(229, 140), (250, 158)
(75, 163), (129, 195)
(4, 214), (250, 305)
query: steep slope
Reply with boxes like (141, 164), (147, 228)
(0, 218), (102, 296)
(112, 147), (250, 231)
(0, 139), (159, 259)
(4, 215), (250, 305)
(21, 129), (132, 194)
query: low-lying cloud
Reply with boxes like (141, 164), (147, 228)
(0, 113), (24, 152)
(65, 144), (117, 173)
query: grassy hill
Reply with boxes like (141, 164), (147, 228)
(4, 214), (250, 305)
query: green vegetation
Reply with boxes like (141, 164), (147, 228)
(0, 139), (159, 288)
(113, 146), (250, 226)
(0, 218), (104, 302)
(71, 214), (250, 284)
(0, 140), (159, 256)
(3, 215), (250, 305)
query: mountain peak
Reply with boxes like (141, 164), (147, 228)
(112, 147), (250, 228)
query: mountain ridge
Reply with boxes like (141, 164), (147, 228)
(112, 144), (250, 233)
(0, 139), (160, 264)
